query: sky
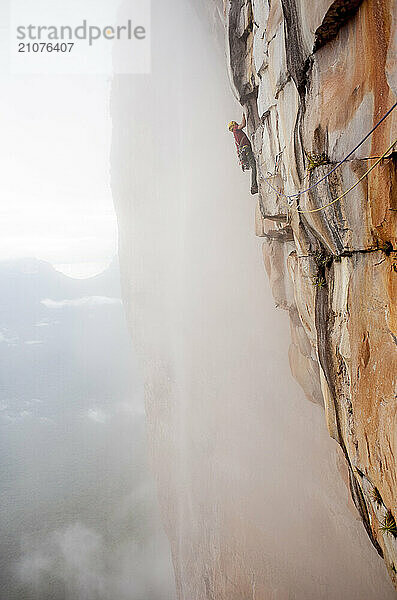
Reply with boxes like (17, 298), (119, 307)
(0, 0), (117, 279)
(0, 72), (116, 278)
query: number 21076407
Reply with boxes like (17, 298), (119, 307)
(18, 42), (74, 53)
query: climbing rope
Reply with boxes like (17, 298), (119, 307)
(296, 138), (397, 214)
(261, 101), (397, 201)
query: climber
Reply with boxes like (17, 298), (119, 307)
(228, 113), (258, 194)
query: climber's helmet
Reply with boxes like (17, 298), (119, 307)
(228, 121), (238, 132)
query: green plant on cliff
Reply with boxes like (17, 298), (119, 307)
(379, 510), (397, 538)
(305, 151), (328, 172)
(312, 275), (327, 289)
(314, 251), (332, 269)
(371, 487), (383, 508)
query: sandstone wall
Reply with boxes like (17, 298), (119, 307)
(224, 0), (397, 583)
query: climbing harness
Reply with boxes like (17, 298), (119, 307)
(239, 144), (252, 171)
(239, 144), (249, 169)
(262, 101), (397, 202)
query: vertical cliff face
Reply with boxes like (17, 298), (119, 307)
(222, 0), (397, 584)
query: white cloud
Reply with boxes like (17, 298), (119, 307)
(17, 523), (107, 598)
(54, 261), (113, 279)
(39, 417), (55, 425)
(24, 340), (44, 345)
(87, 408), (108, 424)
(41, 296), (122, 309)
(19, 410), (32, 418)
(0, 329), (19, 345)
(15, 517), (172, 600)
(0, 398), (46, 422)
(0, 408), (32, 423)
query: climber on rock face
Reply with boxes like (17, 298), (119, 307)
(228, 113), (258, 195)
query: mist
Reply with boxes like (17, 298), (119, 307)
(111, 0), (394, 598)
(0, 260), (175, 600)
